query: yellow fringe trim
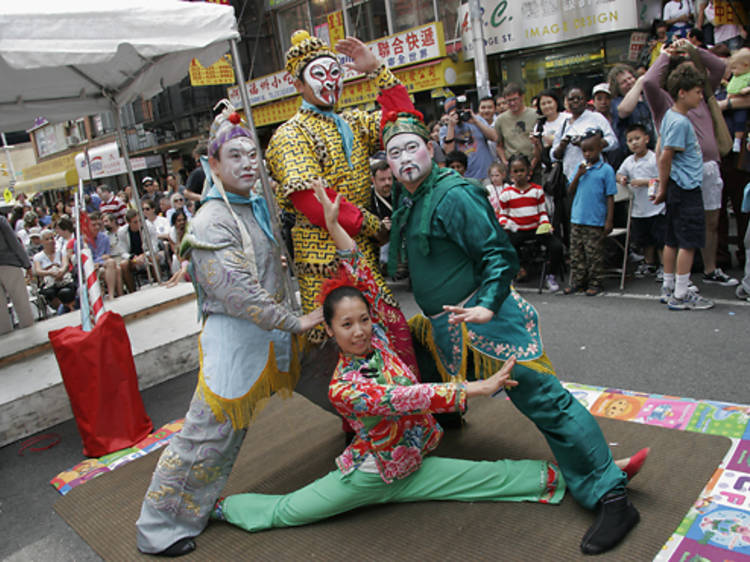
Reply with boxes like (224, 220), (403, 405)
(196, 332), (303, 431)
(408, 315), (556, 382)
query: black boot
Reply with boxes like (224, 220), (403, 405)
(580, 491), (639, 555)
(154, 537), (196, 557)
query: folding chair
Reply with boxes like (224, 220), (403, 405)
(605, 182), (634, 291)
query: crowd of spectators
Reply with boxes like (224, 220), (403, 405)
(0, 173), (197, 332)
(374, 10), (748, 307)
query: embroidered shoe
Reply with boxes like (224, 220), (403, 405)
(703, 268), (739, 287)
(667, 289), (714, 311)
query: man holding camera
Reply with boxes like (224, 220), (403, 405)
(494, 83), (542, 182)
(440, 96), (497, 180)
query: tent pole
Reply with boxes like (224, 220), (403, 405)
(112, 103), (162, 284)
(74, 183), (92, 331)
(229, 38), (300, 313)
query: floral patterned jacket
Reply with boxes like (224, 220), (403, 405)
(328, 248), (467, 483)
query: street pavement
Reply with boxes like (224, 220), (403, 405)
(1, 265), (747, 561)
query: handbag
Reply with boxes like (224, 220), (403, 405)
(543, 160), (567, 199)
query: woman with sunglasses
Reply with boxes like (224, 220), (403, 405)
(141, 199), (170, 243)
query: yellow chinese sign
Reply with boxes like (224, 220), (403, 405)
(189, 54), (235, 87)
(713, 0), (746, 25)
(247, 57), (474, 127)
(252, 97), (302, 128)
(327, 11), (346, 47)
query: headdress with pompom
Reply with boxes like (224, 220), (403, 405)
(208, 99), (253, 158)
(202, 99), (261, 277)
(317, 267), (377, 316)
(285, 30), (338, 80)
(377, 85), (430, 148)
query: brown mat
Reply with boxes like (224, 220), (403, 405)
(55, 393), (729, 561)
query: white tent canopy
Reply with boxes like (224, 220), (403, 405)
(0, 0), (292, 294)
(0, 0), (239, 132)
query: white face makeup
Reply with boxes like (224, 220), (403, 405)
(386, 133), (432, 187)
(303, 56), (343, 107)
(216, 137), (259, 194)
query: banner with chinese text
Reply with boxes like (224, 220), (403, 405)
(228, 21), (446, 109)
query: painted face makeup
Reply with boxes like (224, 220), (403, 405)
(386, 133), (432, 186)
(216, 137), (259, 194)
(303, 56), (343, 107)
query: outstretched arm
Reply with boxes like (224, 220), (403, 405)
(312, 179), (353, 251)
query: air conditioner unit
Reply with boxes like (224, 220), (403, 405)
(66, 136), (80, 146)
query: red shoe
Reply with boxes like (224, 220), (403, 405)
(622, 447), (650, 481)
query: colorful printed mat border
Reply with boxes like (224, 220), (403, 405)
(51, 383), (750, 561)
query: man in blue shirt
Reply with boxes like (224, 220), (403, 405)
(88, 211), (122, 300)
(440, 97), (497, 181)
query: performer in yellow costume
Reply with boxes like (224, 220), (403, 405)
(267, 32), (413, 365)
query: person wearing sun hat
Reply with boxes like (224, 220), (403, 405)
(135, 102), (325, 557)
(381, 92), (643, 556)
(265, 31), (418, 376)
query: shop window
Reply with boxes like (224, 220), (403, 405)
(278, 2), (311, 53)
(389, 0), (435, 33)
(604, 33), (633, 65)
(310, 0), (340, 29)
(346, 0), (388, 43)
(438, 0), (462, 41)
(518, 41), (607, 100)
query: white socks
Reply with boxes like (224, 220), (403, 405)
(674, 273), (690, 299)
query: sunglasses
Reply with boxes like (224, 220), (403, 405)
(581, 127), (603, 140)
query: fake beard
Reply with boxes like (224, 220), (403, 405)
(386, 134), (432, 185)
(304, 58), (343, 107)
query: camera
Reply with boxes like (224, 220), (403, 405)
(456, 95), (472, 122)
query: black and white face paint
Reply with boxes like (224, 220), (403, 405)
(386, 133), (432, 185)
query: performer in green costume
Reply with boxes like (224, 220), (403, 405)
(380, 90), (641, 555)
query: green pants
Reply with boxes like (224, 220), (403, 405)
(221, 457), (564, 532)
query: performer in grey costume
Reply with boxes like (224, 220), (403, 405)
(136, 104), (331, 557)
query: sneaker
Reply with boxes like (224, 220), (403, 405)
(545, 274), (560, 292)
(655, 266), (664, 282)
(659, 285), (673, 304)
(634, 262), (657, 278)
(737, 284), (750, 301)
(703, 268), (739, 287)
(667, 289), (715, 310)
(628, 250), (645, 263)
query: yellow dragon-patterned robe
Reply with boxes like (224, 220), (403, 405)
(267, 64), (400, 343)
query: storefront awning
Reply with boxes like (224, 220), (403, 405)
(14, 169), (78, 194)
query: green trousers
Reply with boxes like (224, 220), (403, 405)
(221, 457), (564, 532)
